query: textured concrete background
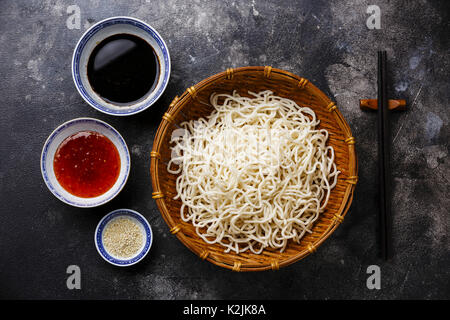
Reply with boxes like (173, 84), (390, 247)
(0, 0), (448, 299)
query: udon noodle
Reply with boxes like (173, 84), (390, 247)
(167, 90), (339, 254)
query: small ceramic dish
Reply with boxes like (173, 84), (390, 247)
(94, 209), (153, 267)
(72, 16), (171, 116)
(41, 117), (130, 207)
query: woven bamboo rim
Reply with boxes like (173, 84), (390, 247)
(150, 66), (357, 272)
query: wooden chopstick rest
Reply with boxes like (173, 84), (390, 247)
(359, 99), (407, 111)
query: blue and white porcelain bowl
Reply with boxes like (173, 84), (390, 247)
(95, 209), (153, 267)
(40, 118), (130, 208)
(72, 16), (171, 116)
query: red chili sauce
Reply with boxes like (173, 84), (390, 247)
(53, 131), (121, 198)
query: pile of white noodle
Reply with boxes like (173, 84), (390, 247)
(167, 90), (339, 254)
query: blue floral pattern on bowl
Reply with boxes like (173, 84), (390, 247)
(40, 118), (131, 208)
(95, 209), (153, 266)
(72, 17), (171, 116)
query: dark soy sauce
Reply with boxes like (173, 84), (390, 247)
(87, 33), (160, 105)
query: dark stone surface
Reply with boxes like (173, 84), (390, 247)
(0, 0), (448, 299)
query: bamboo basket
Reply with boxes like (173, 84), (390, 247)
(150, 66), (357, 272)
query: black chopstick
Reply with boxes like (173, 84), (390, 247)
(377, 51), (392, 260)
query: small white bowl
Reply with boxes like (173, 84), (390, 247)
(41, 118), (130, 208)
(95, 209), (153, 267)
(72, 16), (171, 116)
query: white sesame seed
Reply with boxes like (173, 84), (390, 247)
(102, 217), (144, 258)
